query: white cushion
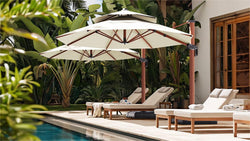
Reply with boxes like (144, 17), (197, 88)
(203, 97), (227, 110)
(134, 87), (142, 93)
(158, 87), (170, 93)
(233, 112), (250, 121)
(223, 104), (238, 111)
(103, 103), (156, 109)
(174, 110), (233, 118)
(209, 88), (222, 98)
(128, 88), (149, 104)
(143, 87), (173, 106)
(127, 93), (141, 104)
(86, 102), (105, 106)
(203, 89), (238, 110)
(188, 104), (204, 110)
(219, 89), (233, 98)
(154, 109), (178, 115)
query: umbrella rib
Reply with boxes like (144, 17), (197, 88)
(97, 15), (117, 22)
(127, 30), (153, 43)
(104, 30), (120, 50)
(106, 51), (116, 61)
(67, 31), (97, 46)
(113, 30), (123, 42)
(127, 30), (133, 41)
(83, 50), (90, 56)
(93, 50), (106, 57)
(56, 33), (74, 38)
(96, 30), (122, 43)
(121, 51), (140, 59)
(133, 30), (153, 49)
(49, 50), (67, 59)
(151, 30), (187, 46)
(129, 31), (154, 43)
(73, 50), (89, 58)
(123, 30), (126, 43)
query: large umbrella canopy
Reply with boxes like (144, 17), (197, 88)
(56, 20), (192, 50)
(56, 9), (195, 103)
(40, 45), (140, 61)
(93, 8), (157, 23)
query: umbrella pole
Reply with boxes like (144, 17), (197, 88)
(141, 49), (146, 103)
(189, 21), (195, 104)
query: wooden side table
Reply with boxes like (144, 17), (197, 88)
(159, 102), (172, 109)
(229, 99), (250, 110)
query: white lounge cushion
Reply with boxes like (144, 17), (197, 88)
(103, 103), (157, 109)
(233, 111), (250, 121)
(203, 89), (238, 110)
(203, 97), (227, 110)
(127, 93), (141, 104)
(223, 104), (239, 111)
(158, 87), (170, 93)
(209, 88), (222, 98)
(134, 87), (142, 93)
(86, 102), (105, 106)
(128, 88), (149, 104)
(188, 104), (204, 110)
(143, 87), (173, 106)
(174, 110), (233, 118)
(219, 89), (233, 98)
(154, 109), (179, 115)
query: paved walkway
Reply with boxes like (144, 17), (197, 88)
(43, 111), (250, 141)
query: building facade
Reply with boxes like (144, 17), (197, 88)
(192, 0), (250, 103)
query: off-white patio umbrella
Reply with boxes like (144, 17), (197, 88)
(56, 9), (195, 103)
(56, 19), (192, 49)
(40, 45), (140, 61)
(92, 8), (157, 23)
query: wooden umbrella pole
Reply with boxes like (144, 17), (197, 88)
(141, 49), (146, 103)
(189, 21), (195, 104)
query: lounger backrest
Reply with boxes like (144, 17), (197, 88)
(127, 87), (149, 104)
(143, 86), (174, 106)
(218, 89), (238, 109)
(203, 88), (238, 110)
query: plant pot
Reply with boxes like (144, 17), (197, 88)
(183, 99), (189, 109)
(173, 102), (178, 109)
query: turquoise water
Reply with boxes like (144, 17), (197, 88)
(35, 122), (98, 141)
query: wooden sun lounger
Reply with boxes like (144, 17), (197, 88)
(174, 112), (233, 134)
(103, 87), (174, 120)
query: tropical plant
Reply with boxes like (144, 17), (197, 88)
(165, 51), (189, 100)
(0, 48), (47, 141)
(0, 1), (62, 140)
(46, 61), (81, 107)
(5, 0), (102, 106)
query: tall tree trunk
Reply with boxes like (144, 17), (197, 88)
(62, 95), (70, 107)
(157, 48), (167, 81)
(157, 0), (167, 81)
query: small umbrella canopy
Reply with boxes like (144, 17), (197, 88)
(56, 20), (192, 49)
(40, 45), (140, 61)
(93, 8), (157, 23)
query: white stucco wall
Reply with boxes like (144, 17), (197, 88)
(192, 0), (250, 103)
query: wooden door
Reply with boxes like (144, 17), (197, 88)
(213, 14), (250, 98)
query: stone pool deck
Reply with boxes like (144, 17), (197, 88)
(41, 110), (250, 141)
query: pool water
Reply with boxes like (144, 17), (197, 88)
(35, 122), (98, 141)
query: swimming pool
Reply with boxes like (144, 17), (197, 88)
(35, 122), (96, 141)
(35, 116), (153, 141)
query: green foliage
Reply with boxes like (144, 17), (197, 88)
(47, 61), (82, 107)
(45, 104), (86, 111)
(0, 63), (47, 141)
(0, 0), (62, 44)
